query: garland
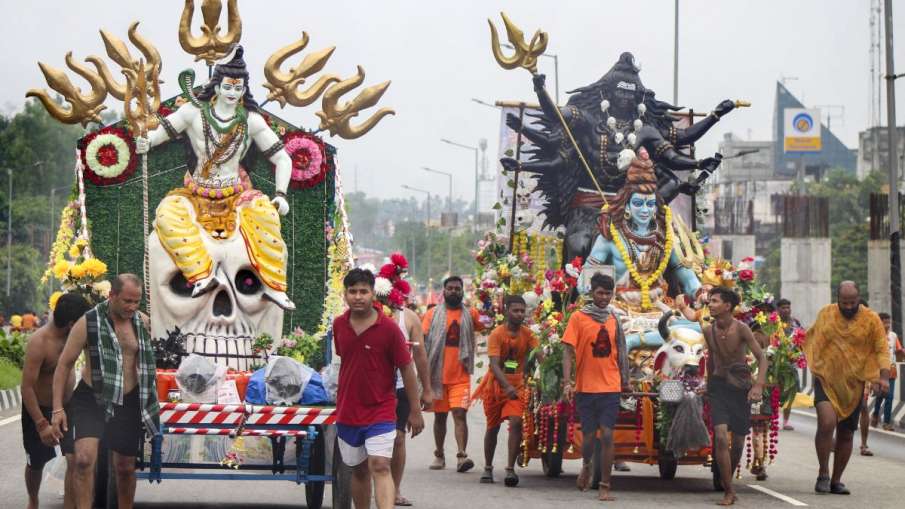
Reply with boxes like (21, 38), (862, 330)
(79, 126), (137, 185)
(610, 205), (674, 310)
(280, 131), (330, 190)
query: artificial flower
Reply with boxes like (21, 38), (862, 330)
(48, 291), (63, 311)
(768, 311), (780, 323)
(389, 252), (409, 270)
(52, 259), (71, 280)
(81, 258), (108, 278)
(754, 312), (767, 326)
(738, 269), (755, 282)
(378, 264), (397, 279)
(388, 288), (406, 308)
(393, 279), (411, 296)
(93, 280), (111, 298)
(69, 244), (82, 258)
(374, 277), (393, 297)
(69, 263), (87, 279)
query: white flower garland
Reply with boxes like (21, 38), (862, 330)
(85, 133), (131, 179)
(374, 277), (393, 297)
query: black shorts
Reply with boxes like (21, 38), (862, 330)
(69, 381), (144, 456)
(576, 392), (620, 432)
(813, 378), (862, 432)
(395, 388), (410, 432)
(22, 405), (73, 469)
(707, 376), (751, 436)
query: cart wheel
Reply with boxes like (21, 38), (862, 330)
(331, 436), (353, 509)
(305, 430), (326, 509)
(657, 452), (677, 480)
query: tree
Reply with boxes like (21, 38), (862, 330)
(0, 244), (47, 314)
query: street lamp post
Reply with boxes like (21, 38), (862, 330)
(502, 43), (559, 105)
(440, 138), (480, 231)
(401, 184), (432, 285)
(6, 168), (11, 298)
(884, 0), (903, 338)
(422, 167), (453, 276)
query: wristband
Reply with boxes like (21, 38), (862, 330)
(274, 191), (287, 200)
(52, 408), (65, 415)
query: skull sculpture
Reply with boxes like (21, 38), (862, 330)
(654, 312), (705, 379)
(149, 201), (284, 372)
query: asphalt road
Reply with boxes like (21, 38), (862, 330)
(1, 400), (903, 508)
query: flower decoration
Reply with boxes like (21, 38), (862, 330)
(80, 126), (137, 186)
(738, 269), (755, 282)
(48, 291), (63, 311)
(374, 277), (393, 297)
(375, 252), (411, 309)
(280, 131), (329, 190)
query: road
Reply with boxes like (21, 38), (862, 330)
(1, 399), (903, 508)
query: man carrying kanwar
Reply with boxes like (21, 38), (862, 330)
(804, 281), (890, 496)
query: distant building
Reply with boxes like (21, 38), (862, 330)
(857, 126), (905, 180)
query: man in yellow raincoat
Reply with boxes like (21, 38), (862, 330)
(804, 281), (890, 495)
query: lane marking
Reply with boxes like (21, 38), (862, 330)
(0, 414), (21, 427)
(747, 484), (808, 506)
(791, 409), (905, 438)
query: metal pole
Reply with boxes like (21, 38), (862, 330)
(6, 168), (11, 297)
(673, 0), (679, 104)
(447, 174), (453, 276)
(49, 188), (55, 295)
(884, 0), (902, 338)
(427, 196), (431, 284)
(473, 146), (479, 232)
(508, 104), (526, 252)
(553, 54), (560, 106)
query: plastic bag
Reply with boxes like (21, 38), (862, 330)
(264, 356), (314, 406)
(42, 451), (67, 498)
(175, 354), (227, 403)
(321, 364), (339, 403)
(666, 394), (711, 458)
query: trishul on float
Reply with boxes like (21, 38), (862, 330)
(27, 0), (394, 370)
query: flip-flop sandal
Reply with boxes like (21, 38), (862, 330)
(395, 497), (413, 506)
(860, 446), (874, 456)
(480, 468), (494, 484)
(830, 482), (851, 495)
(815, 475), (831, 494)
(456, 453), (475, 473)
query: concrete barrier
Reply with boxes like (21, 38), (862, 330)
(0, 385), (21, 411)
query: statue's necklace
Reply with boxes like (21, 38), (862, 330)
(203, 100), (247, 134)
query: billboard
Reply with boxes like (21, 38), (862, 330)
(495, 104), (547, 234)
(783, 108), (822, 153)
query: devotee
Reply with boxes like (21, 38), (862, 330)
(704, 286), (767, 506)
(872, 312), (903, 431)
(333, 268), (423, 509)
(476, 295), (539, 487)
(562, 273), (629, 502)
(51, 274), (159, 509)
(776, 298), (802, 430)
(804, 281), (890, 495)
(422, 276), (484, 472)
(20, 293), (90, 509)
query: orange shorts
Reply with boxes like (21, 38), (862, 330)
(483, 387), (525, 429)
(432, 381), (471, 413)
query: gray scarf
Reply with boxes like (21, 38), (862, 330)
(425, 304), (475, 396)
(580, 303), (630, 386)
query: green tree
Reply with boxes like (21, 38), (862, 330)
(0, 244), (47, 314)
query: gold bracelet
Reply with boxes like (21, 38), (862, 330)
(51, 408), (65, 414)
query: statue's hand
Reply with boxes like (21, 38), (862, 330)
(532, 73), (547, 92)
(713, 99), (735, 119)
(135, 136), (150, 155)
(697, 154), (723, 175)
(678, 181), (701, 195)
(505, 113), (523, 132)
(271, 195), (290, 216)
(500, 157), (520, 173)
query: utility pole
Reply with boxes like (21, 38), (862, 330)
(422, 167), (453, 276)
(6, 168), (11, 297)
(673, 0), (679, 104)
(440, 138), (480, 232)
(884, 0), (902, 338)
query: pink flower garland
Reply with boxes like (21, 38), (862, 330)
(280, 131), (329, 190)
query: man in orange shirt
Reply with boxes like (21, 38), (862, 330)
(423, 276), (485, 472)
(562, 273), (629, 502)
(476, 295), (539, 487)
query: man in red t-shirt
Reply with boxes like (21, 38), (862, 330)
(422, 276), (485, 472)
(333, 268), (424, 509)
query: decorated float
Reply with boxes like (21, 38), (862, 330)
(474, 13), (792, 486)
(30, 1), (387, 508)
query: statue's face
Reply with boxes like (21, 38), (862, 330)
(612, 81), (637, 114)
(216, 77), (245, 106)
(628, 192), (657, 227)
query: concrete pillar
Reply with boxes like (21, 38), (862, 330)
(781, 237), (831, 327)
(708, 234), (756, 265)
(867, 240), (905, 313)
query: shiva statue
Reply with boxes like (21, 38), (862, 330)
(136, 46), (295, 311)
(501, 52), (734, 263)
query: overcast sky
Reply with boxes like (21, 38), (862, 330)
(3, 0), (904, 201)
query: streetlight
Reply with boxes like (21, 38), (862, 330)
(421, 167), (453, 276)
(401, 184), (432, 285)
(502, 43), (559, 105)
(6, 167), (11, 298)
(440, 138), (482, 232)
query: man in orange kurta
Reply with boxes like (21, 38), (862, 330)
(804, 281), (890, 495)
(422, 276), (485, 473)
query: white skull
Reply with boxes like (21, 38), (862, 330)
(149, 200), (284, 372)
(654, 327), (706, 379)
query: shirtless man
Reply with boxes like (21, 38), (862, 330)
(20, 293), (90, 509)
(51, 274), (159, 509)
(703, 287), (767, 506)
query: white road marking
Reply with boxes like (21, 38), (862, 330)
(791, 409), (905, 438)
(0, 414), (21, 427)
(747, 484), (808, 506)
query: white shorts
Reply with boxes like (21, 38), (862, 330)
(336, 422), (397, 466)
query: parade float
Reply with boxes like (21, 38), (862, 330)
(475, 13), (794, 486)
(30, 2), (385, 507)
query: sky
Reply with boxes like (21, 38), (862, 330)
(2, 0), (904, 202)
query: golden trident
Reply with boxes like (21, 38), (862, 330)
(25, 52), (108, 126)
(488, 12), (608, 208)
(179, 0), (242, 66)
(87, 22), (162, 102)
(262, 32), (340, 108)
(315, 66), (395, 140)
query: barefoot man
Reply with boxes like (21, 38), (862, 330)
(804, 281), (890, 495)
(562, 273), (629, 502)
(703, 287), (767, 506)
(20, 293), (90, 509)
